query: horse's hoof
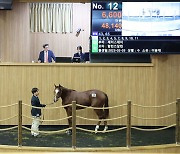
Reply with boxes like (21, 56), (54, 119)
(66, 130), (72, 135)
(103, 126), (108, 133)
(95, 125), (99, 134)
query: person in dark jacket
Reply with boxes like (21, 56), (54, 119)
(72, 46), (85, 62)
(31, 88), (46, 137)
(38, 44), (56, 63)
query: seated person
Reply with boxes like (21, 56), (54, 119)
(38, 44), (56, 63)
(72, 46), (85, 63)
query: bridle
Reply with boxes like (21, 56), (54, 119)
(54, 87), (62, 102)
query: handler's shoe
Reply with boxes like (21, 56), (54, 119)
(34, 135), (41, 138)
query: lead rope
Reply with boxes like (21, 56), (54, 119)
(45, 102), (54, 105)
(41, 102), (54, 124)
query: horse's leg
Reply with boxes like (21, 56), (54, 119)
(65, 107), (72, 135)
(103, 108), (108, 132)
(103, 120), (108, 132)
(94, 109), (104, 133)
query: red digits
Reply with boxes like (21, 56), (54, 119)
(102, 12), (106, 18)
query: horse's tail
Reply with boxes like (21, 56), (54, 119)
(104, 93), (109, 119)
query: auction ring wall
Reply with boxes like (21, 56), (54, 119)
(0, 54), (179, 126)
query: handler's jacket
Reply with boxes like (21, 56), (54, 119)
(31, 95), (46, 117)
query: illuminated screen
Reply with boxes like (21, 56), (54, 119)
(91, 1), (180, 54)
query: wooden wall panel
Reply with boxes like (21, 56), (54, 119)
(152, 55), (180, 126)
(0, 2), (179, 127)
(0, 3), (30, 62)
(0, 55), (179, 126)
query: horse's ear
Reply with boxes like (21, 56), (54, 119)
(59, 84), (61, 87)
(54, 84), (57, 87)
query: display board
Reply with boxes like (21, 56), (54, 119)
(90, 1), (180, 62)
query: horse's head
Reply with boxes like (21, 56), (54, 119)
(54, 84), (63, 102)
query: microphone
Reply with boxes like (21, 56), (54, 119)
(75, 28), (84, 37)
(76, 28), (81, 33)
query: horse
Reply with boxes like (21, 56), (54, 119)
(53, 84), (109, 135)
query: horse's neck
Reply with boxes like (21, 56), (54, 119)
(61, 88), (72, 101)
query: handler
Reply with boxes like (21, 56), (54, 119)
(31, 88), (46, 137)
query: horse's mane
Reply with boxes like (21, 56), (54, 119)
(61, 86), (76, 93)
(61, 86), (76, 92)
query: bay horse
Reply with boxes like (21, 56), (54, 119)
(53, 84), (109, 135)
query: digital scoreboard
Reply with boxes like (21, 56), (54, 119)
(92, 2), (122, 33)
(91, 1), (180, 56)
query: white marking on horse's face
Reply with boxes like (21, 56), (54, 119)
(54, 88), (60, 102)
(92, 93), (96, 98)
(55, 89), (59, 94)
(54, 96), (57, 102)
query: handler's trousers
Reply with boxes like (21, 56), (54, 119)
(31, 116), (41, 136)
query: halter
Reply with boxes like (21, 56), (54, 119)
(54, 87), (62, 102)
(44, 87), (62, 106)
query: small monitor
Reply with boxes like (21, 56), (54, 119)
(84, 52), (90, 62)
(56, 57), (72, 63)
(72, 57), (80, 63)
